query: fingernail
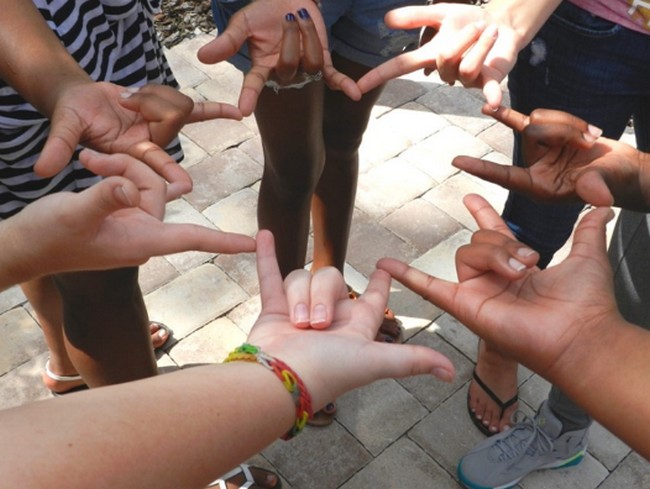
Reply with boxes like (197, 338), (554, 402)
(583, 124), (602, 143)
(285, 12), (296, 21)
(508, 257), (526, 272)
(294, 303), (309, 324)
(432, 367), (454, 383)
(588, 124), (603, 138)
(311, 303), (327, 325)
(158, 329), (167, 339)
(119, 86), (139, 99)
(516, 247), (535, 258)
(115, 186), (133, 206)
(298, 8), (310, 19)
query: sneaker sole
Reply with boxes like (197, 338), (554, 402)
(457, 448), (586, 489)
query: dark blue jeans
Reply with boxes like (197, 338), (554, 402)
(504, 1), (650, 268)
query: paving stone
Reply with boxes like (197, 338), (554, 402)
(359, 116), (413, 169)
(214, 251), (260, 297)
(239, 135), (264, 164)
(598, 452), (650, 489)
(226, 295), (262, 336)
(477, 118), (515, 158)
(203, 187), (259, 237)
(179, 133), (209, 168)
(588, 422), (631, 472)
(397, 328), (473, 411)
(164, 48), (209, 90)
(0, 308), (46, 375)
(263, 422), (372, 489)
(381, 198), (463, 254)
(336, 379), (429, 456)
(144, 263), (248, 339)
(182, 117), (255, 157)
(375, 101), (448, 146)
(356, 158), (434, 219)
(346, 210), (420, 277)
(410, 229), (472, 283)
(164, 198), (220, 272)
(0, 353), (50, 410)
(519, 374), (552, 411)
(167, 317), (246, 366)
(340, 438), (458, 489)
(0, 286), (26, 315)
(376, 77), (428, 111)
(418, 84), (494, 136)
(184, 148), (261, 211)
(409, 389), (489, 475)
(400, 125), (491, 183)
(138, 256), (180, 295)
(423, 172), (508, 231)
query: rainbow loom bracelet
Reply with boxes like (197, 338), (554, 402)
(223, 343), (313, 440)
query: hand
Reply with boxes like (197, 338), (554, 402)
(356, 3), (520, 108)
(6, 150), (255, 281)
(38, 83), (242, 200)
(452, 106), (650, 210)
(377, 194), (621, 380)
(247, 230), (455, 410)
(197, 0), (361, 116)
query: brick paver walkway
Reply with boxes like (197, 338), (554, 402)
(1, 32), (648, 489)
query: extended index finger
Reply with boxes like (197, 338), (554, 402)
(256, 230), (289, 315)
(462, 193), (515, 238)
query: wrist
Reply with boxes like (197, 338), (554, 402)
(485, 0), (561, 52)
(224, 344), (313, 440)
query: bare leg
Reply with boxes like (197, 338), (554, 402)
(21, 276), (85, 393)
(52, 267), (156, 386)
(255, 80), (325, 277)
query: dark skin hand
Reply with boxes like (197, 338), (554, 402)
(274, 10), (324, 84)
(452, 106), (650, 211)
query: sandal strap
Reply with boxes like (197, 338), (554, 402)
(472, 369), (518, 416)
(44, 359), (83, 382)
(209, 463), (255, 489)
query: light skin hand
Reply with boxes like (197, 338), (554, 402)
(248, 230), (456, 409)
(197, 0), (361, 116)
(452, 106), (650, 210)
(2, 151), (255, 285)
(38, 83), (242, 200)
(356, 4), (518, 108)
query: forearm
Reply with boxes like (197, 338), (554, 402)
(0, 1), (91, 117)
(549, 318), (650, 459)
(485, 0), (562, 51)
(0, 363), (296, 489)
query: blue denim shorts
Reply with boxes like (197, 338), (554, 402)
(212, 0), (424, 71)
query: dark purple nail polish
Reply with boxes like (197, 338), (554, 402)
(285, 12), (296, 21)
(298, 8), (310, 19)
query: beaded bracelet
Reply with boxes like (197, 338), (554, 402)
(223, 343), (313, 440)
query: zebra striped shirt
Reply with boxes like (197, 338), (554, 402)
(0, 0), (182, 219)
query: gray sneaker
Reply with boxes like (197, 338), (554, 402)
(457, 401), (588, 489)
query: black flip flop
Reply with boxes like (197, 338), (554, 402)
(467, 369), (518, 436)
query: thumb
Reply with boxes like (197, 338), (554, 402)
(575, 169), (615, 207)
(366, 342), (456, 384)
(568, 207), (615, 260)
(76, 176), (141, 223)
(35, 111), (81, 177)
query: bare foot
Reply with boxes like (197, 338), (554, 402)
(467, 340), (519, 434)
